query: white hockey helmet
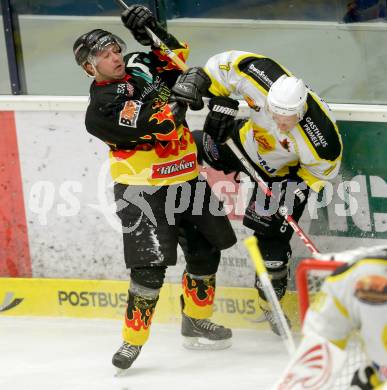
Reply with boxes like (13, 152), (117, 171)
(266, 75), (307, 120)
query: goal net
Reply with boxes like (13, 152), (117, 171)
(296, 258), (366, 389)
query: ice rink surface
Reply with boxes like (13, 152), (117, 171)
(0, 317), (290, 390)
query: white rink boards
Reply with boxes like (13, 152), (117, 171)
(0, 317), (289, 390)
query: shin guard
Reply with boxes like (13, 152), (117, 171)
(181, 271), (215, 319)
(122, 290), (159, 346)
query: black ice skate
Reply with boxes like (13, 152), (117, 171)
(180, 296), (232, 350)
(260, 306), (291, 336)
(112, 342), (142, 373)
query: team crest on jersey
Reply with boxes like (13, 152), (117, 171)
(253, 127), (275, 153)
(119, 100), (142, 127)
(256, 135), (273, 151)
(355, 275), (387, 305)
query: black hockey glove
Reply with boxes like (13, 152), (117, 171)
(121, 5), (157, 46)
(170, 67), (211, 111)
(275, 178), (309, 218)
(203, 96), (239, 144)
(243, 177), (308, 231)
(350, 364), (381, 389)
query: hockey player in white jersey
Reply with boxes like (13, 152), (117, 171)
(171, 50), (343, 334)
(275, 246), (387, 389)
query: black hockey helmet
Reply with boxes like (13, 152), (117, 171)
(73, 29), (126, 66)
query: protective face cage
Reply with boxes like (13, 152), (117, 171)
(73, 29), (127, 66)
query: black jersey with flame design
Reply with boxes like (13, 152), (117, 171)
(85, 39), (198, 185)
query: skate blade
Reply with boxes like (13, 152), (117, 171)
(114, 368), (131, 377)
(183, 336), (232, 351)
(244, 313), (267, 324)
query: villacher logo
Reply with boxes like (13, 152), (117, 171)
(0, 292), (24, 313)
(152, 153), (197, 179)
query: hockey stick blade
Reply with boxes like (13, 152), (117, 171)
(244, 236), (296, 355)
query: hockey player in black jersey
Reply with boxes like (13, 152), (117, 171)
(73, 5), (236, 372)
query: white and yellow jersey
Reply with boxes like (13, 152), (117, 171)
(204, 51), (343, 192)
(303, 257), (387, 382)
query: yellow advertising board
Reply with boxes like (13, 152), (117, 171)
(0, 278), (301, 330)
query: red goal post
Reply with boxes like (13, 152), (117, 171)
(296, 259), (345, 323)
(294, 252), (384, 389)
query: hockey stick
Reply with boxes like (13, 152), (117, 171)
(225, 139), (319, 254)
(114, 0), (189, 72)
(244, 236), (296, 355)
(312, 244), (387, 263)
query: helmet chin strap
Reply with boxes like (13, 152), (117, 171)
(296, 104), (307, 121)
(81, 62), (97, 79)
(91, 63), (98, 77)
(84, 69), (96, 79)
